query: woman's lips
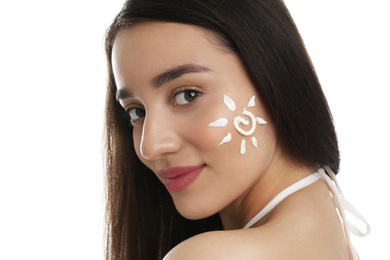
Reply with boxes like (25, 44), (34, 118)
(158, 165), (205, 193)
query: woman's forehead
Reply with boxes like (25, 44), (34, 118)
(111, 22), (239, 89)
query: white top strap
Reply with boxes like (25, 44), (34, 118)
(321, 167), (371, 260)
(322, 166), (371, 237)
(243, 167), (370, 236)
(243, 172), (321, 229)
(242, 167), (370, 260)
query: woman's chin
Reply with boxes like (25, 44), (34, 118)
(174, 203), (218, 221)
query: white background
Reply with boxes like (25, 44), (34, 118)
(0, 0), (388, 259)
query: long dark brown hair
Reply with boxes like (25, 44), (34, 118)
(104, 0), (339, 259)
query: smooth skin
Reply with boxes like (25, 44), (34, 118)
(112, 22), (350, 260)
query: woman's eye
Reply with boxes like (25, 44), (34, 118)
(128, 107), (146, 121)
(174, 90), (200, 105)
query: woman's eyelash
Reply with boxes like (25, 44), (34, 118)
(171, 86), (203, 106)
(170, 86), (202, 99)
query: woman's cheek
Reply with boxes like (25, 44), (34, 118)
(191, 105), (235, 151)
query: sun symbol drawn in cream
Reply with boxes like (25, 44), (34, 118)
(208, 95), (267, 155)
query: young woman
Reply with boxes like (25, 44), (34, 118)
(104, 0), (370, 259)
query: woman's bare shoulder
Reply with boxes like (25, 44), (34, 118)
(164, 224), (343, 260)
(163, 229), (264, 260)
(163, 225), (323, 260)
(164, 181), (349, 260)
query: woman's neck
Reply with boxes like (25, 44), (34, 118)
(218, 151), (314, 230)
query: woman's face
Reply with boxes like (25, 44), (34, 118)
(112, 22), (279, 220)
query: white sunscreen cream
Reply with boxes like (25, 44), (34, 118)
(256, 117), (267, 124)
(247, 95), (255, 107)
(233, 108), (257, 136)
(209, 95), (267, 154)
(218, 133), (232, 146)
(209, 118), (228, 127)
(224, 95), (236, 111)
(240, 139), (246, 155)
(252, 136), (258, 148)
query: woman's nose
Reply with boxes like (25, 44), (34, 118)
(139, 113), (182, 161)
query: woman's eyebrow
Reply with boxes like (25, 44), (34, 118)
(151, 64), (212, 88)
(116, 88), (133, 101)
(116, 64), (212, 101)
